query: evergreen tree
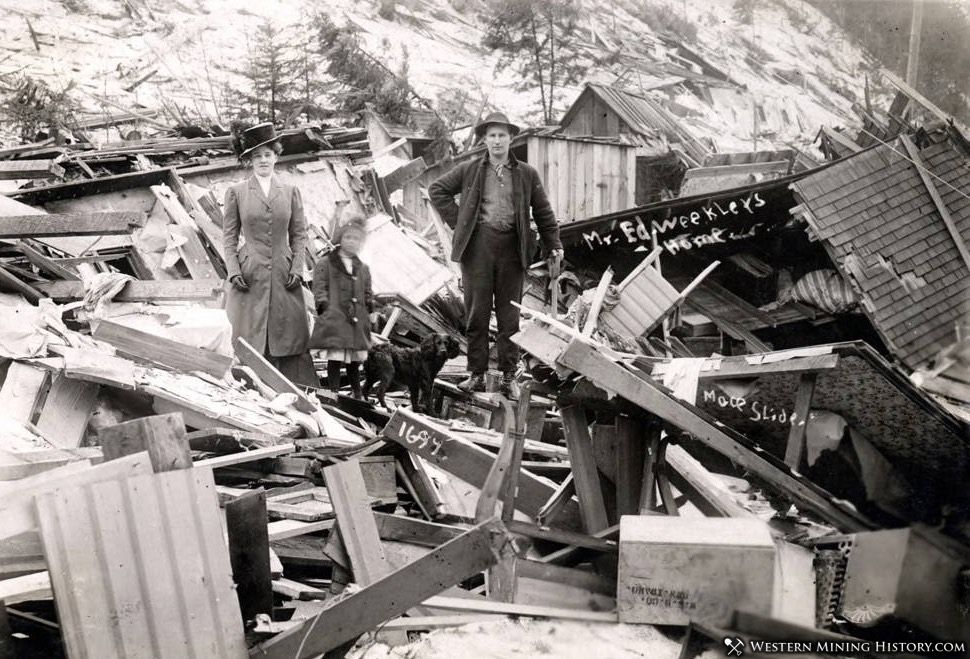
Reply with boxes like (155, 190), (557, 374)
(480, 0), (588, 123)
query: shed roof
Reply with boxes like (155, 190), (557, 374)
(791, 131), (970, 371)
(560, 83), (709, 163)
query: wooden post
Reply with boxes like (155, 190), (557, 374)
(99, 413), (192, 472)
(638, 429), (662, 514)
(560, 406), (610, 533)
(614, 416), (646, 517)
(784, 373), (818, 471)
(323, 459), (391, 586)
(225, 489), (273, 623)
(906, 0), (924, 88)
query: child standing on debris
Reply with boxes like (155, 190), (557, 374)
(309, 216), (374, 398)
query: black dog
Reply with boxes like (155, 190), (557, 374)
(362, 333), (462, 414)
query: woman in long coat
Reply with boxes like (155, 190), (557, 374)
(223, 123), (316, 386)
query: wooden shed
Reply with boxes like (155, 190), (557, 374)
(400, 130), (636, 225)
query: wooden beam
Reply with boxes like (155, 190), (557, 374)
(537, 473), (575, 526)
(581, 268), (613, 337)
(267, 519), (335, 542)
(664, 444), (753, 518)
(195, 444), (295, 470)
(0, 264), (42, 303)
(556, 339), (872, 532)
(0, 362), (50, 424)
(373, 512), (463, 547)
(382, 408), (582, 529)
(0, 160), (64, 180)
(234, 337), (316, 414)
(900, 135), (970, 274)
(99, 413), (192, 473)
(150, 183), (221, 280)
(560, 406), (610, 533)
(783, 373), (817, 471)
(93, 320), (232, 379)
(15, 241), (80, 280)
(35, 279), (223, 302)
(34, 375), (99, 449)
(883, 69), (950, 123)
(505, 520), (617, 554)
(418, 596), (618, 622)
(225, 489), (274, 622)
(0, 212), (145, 238)
(615, 416), (645, 517)
(251, 519), (509, 659)
(647, 353), (840, 380)
(323, 459), (391, 586)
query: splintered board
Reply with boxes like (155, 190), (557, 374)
(36, 467), (247, 659)
(359, 213), (454, 306)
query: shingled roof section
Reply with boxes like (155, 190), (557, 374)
(791, 132), (970, 371)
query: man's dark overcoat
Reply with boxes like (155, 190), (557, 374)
(223, 176), (309, 356)
(427, 152), (562, 267)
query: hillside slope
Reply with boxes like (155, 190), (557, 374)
(0, 0), (893, 154)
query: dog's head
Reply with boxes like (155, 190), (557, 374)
(420, 333), (462, 360)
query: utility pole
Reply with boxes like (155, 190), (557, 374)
(905, 0), (924, 87)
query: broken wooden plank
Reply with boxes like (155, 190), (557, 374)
(646, 354), (839, 380)
(783, 373), (817, 471)
(374, 512), (463, 548)
(561, 405), (610, 534)
(0, 362), (50, 424)
(15, 241), (80, 280)
(234, 337), (315, 414)
(99, 413), (192, 473)
(251, 518), (509, 659)
(267, 519), (335, 542)
(505, 520), (617, 554)
(556, 339), (872, 531)
(34, 375), (99, 449)
(0, 160), (64, 180)
(0, 264), (43, 303)
(419, 596), (618, 622)
(382, 408), (581, 528)
(36, 467), (247, 658)
(93, 320), (232, 379)
(0, 447), (101, 481)
(0, 571), (52, 606)
(150, 183), (221, 280)
(195, 444), (295, 470)
(271, 578), (326, 601)
(324, 459), (391, 586)
(0, 212), (145, 238)
(664, 444), (753, 519)
(35, 278), (223, 302)
(226, 489), (273, 623)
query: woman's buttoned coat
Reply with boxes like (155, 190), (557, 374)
(223, 175), (310, 356)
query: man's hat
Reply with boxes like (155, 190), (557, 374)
(474, 111), (521, 139)
(239, 122), (281, 158)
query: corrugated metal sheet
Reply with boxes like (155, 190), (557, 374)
(792, 133), (970, 370)
(36, 467), (247, 659)
(360, 213), (454, 306)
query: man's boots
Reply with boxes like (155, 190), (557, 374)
(458, 372), (486, 393)
(499, 372), (520, 399)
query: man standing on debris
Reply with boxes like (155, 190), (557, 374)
(223, 123), (316, 386)
(429, 112), (563, 397)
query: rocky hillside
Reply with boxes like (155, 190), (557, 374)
(0, 0), (900, 155)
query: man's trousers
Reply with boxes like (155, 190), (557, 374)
(460, 225), (524, 375)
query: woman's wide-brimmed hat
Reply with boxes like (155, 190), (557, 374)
(474, 111), (521, 139)
(239, 122), (281, 158)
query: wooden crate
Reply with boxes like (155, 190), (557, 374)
(617, 515), (775, 625)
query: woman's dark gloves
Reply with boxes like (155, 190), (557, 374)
(285, 274), (301, 290)
(230, 275), (249, 291)
(316, 303), (327, 315)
